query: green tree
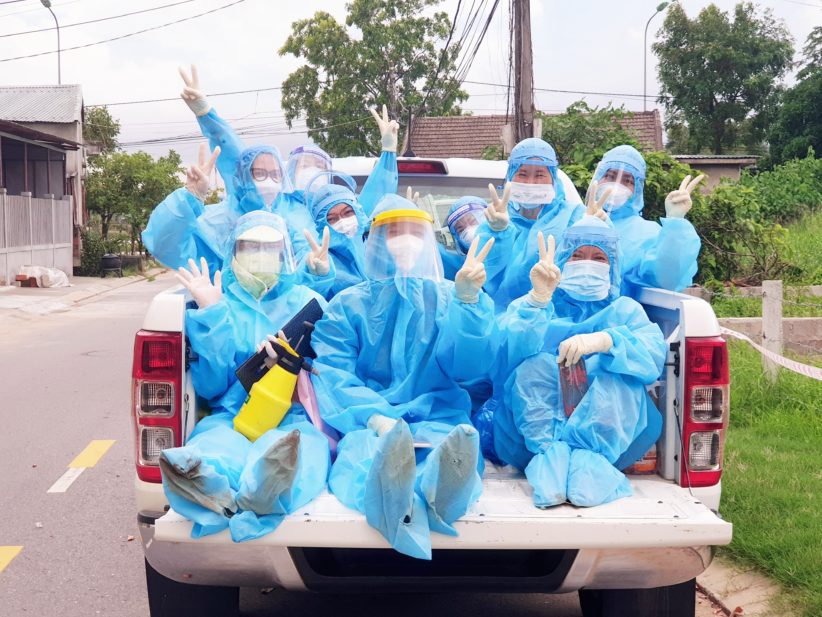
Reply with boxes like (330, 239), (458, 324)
(85, 151), (182, 246)
(653, 2), (793, 154)
(766, 27), (822, 165)
(83, 106), (120, 154)
(279, 0), (466, 156)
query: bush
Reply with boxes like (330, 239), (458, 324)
(740, 151), (822, 223)
(79, 229), (126, 276)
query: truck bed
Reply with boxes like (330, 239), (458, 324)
(141, 469), (731, 592)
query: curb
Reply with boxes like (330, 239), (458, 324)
(696, 580), (732, 616)
(68, 267), (168, 305)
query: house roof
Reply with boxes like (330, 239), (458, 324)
(672, 154), (758, 163)
(0, 119), (82, 150)
(0, 85), (83, 124)
(408, 110), (665, 159)
(408, 115), (508, 159)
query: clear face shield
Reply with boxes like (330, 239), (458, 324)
(249, 153), (285, 207)
(232, 220), (297, 297)
(587, 162), (637, 213)
(508, 162), (556, 208)
(445, 201), (487, 255)
(365, 209), (444, 282)
(288, 150), (332, 191)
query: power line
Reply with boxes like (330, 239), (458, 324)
(462, 79), (671, 101)
(0, 0), (247, 64)
(87, 85), (282, 107)
(0, 0), (200, 39)
(0, 0), (84, 18)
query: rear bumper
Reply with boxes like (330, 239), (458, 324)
(137, 474), (730, 592)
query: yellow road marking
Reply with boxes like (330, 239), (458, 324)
(0, 546), (22, 573)
(68, 440), (116, 469)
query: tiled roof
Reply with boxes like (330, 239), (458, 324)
(409, 110), (664, 159)
(408, 115), (508, 159)
(0, 85), (83, 124)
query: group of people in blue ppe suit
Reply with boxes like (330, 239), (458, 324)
(147, 65), (706, 561)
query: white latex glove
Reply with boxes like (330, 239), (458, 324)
(303, 227), (331, 276)
(185, 143), (220, 201)
(557, 332), (613, 367)
(586, 180), (611, 222)
(528, 232), (560, 307)
(179, 65), (211, 117)
(665, 174), (705, 218)
(369, 104), (400, 152)
(454, 236), (495, 303)
(368, 413), (399, 437)
(256, 331), (287, 369)
(405, 185), (420, 203)
(485, 183), (512, 232)
(175, 257), (222, 309)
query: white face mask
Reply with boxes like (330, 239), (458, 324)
(232, 254), (282, 299)
(558, 259), (611, 301)
(295, 167), (326, 191)
(254, 178), (281, 206)
(596, 182), (633, 211)
(509, 182), (556, 207)
(387, 234), (424, 273)
(331, 215), (360, 238)
(457, 224), (478, 252)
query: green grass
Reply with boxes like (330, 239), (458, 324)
(710, 290), (822, 318)
(786, 209), (822, 285)
(720, 341), (822, 616)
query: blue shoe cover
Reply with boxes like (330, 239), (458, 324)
(419, 424), (482, 536)
(235, 429), (300, 515)
(364, 420), (431, 560)
(525, 442), (571, 508)
(160, 448), (237, 522)
(567, 448), (632, 507)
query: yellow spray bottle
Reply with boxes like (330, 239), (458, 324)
(233, 338), (302, 442)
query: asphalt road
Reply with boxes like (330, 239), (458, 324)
(0, 275), (590, 617)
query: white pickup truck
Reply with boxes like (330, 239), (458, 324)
(133, 158), (733, 617)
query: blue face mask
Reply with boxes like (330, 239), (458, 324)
(558, 260), (611, 301)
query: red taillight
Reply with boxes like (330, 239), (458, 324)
(680, 337), (729, 488)
(132, 330), (183, 483)
(397, 160), (447, 174)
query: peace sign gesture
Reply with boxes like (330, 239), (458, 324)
(405, 185), (420, 203)
(303, 226), (332, 276)
(369, 104), (400, 153)
(455, 236), (495, 303)
(186, 143), (221, 201)
(485, 182), (511, 231)
(178, 65), (211, 116)
(528, 231), (560, 307)
(585, 180), (611, 221)
(665, 174), (705, 218)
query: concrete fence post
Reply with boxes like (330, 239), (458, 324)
(1, 188), (7, 285)
(762, 279), (784, 383)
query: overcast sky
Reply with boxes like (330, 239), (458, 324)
(1, 0), (818, 164)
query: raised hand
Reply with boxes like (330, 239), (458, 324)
(586, 180), (611, 221)
(304, 227), (331, 276)
(178, 65), (211, 116)
(665, 174), (705, 218)
(185, 143), (221, 201)
(528, 231), (560, 307)
(485, 183), (512, 231)
(175, 257), (222, 308)
(405, 185), (420, 203)
(369, 104), (400, 153)
(454, 236), (495, 303)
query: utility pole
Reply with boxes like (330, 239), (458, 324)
(513, 0), (535, 143)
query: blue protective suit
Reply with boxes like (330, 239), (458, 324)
(596, 145), (701, 298)
(159, 211), (330, 541)
(311, 184), (369, 299)
(142, 145), (334, 295)
(310, 196), (497, 559)
(477, 138), (585, 313)
(493, 216), (667, 508)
